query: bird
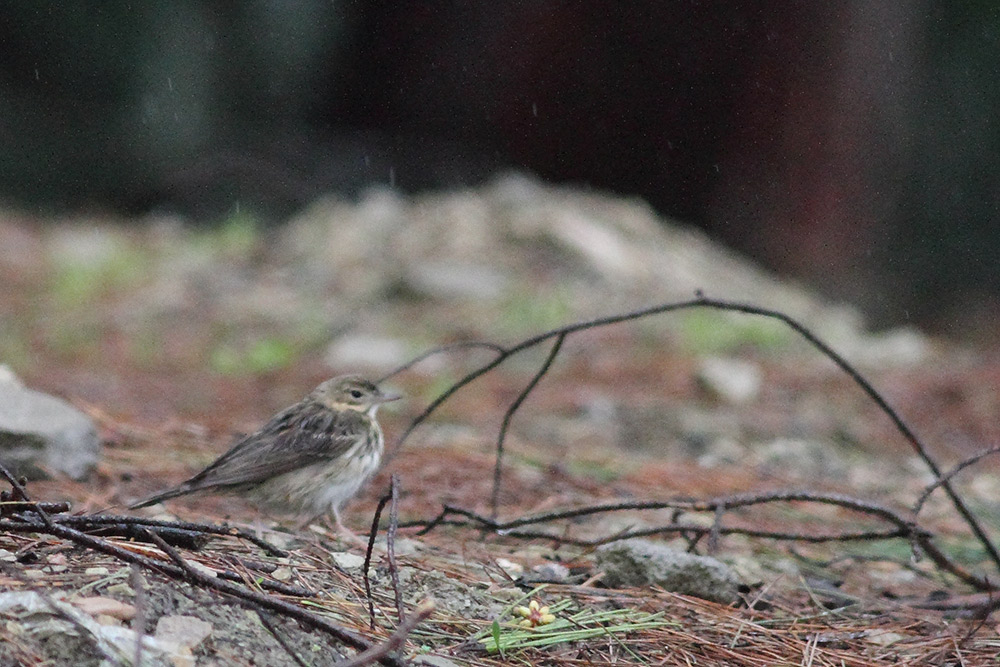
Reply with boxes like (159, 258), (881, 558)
(130, 375), (399, 536)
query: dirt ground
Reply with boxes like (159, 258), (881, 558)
(3, 181), (1000, 664)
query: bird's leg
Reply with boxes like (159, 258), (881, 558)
(328, 506), (367, 547)
(296, 508), (367, 546)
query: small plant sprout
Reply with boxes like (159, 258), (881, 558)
(515, 599), (556, 628)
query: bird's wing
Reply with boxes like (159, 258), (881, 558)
(180, 403), (370, 491)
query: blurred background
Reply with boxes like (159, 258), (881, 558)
(0, 1), (998, 337)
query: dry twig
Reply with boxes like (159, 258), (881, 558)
(387, 294), (1000, 584)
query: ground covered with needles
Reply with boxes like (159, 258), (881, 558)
(3, 176), (1000, 664)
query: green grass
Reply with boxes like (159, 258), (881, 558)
(210, 336), (299, 376)
(497, 288), (573, 336)
(476, 585), (676, 656)
(48, 240), (151, 308)
(675, 310), (791, 354)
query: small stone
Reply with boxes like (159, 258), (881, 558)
(325, 335), (410, 370)
(271, 567), (293, 581)
(155, 615), (213, 651)
(596, 539), (741, 604)
(105, 583), (135, 597)
(494, 558), (523, 579)
(95, 614), (123, 627)
(530, 562), (571, 583)
(22, 569), (44, 579)
(0, 375), (101, 480)
(756, 437), (849, 479)
(329, 552), (366, 570)
(84, 567), (109, 576)
(405, 262), (510, 300)
(696, 357), (762, 404)
(865, 630), (908, 646)
(412, 656), (462, 667)
(186, 561), (217, 578)
(696, 436), (747, 468)
(72, 596), (136, 621)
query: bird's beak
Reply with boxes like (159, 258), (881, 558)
(376, 391), (402, 404)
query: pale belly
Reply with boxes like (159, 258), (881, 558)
(249, 440), (383, 518)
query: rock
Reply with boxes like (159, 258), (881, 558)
(324, 334), (410, 370)
(71, 596), (136, 621)
(695, 436), (747, 468)
(755, 437), (849, 479)
(696, 357), (762, 404)
(595, 539), (741, 604)
(155, 614), (214, 652)
(329, 551), (366, 570)
(412, 656), (462, 667)
(405, 262), (510, 300)
(494, 557), (524, 579)
(0, 591), (176, 666)
(0, 371), (99, 480)
(529, 561), (571, 583)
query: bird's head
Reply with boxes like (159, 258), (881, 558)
(313, 375), (400, 416)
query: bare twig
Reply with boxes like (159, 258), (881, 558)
(388, 294), (1000, 577)
(0, 467), (404, 667)
(364, 489), (393, 630)
(491, 332), (565, 518)
(130, 564), (147, 667)
(362, 476), (405, 629)
(0, 500), (71, 516)
(57, 514), (288, 556)
(913, 444), (1000, 516)
(333, 599), (435, 667)
(0, 560), (120, 665)
(378, 341), (506, 383)
(139, 529), (406, 666)
(0, 465), (54, 530)
(386, 474), (404, 623)
(259, 612), (310, 667)
(414, 489), (995, 590)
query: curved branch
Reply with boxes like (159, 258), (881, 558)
(388, 294), (1000, 576)
(491, 333), (565, 518)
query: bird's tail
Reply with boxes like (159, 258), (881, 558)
(128, 485), (195, 510)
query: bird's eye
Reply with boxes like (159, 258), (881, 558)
(350, 389), (364, 399)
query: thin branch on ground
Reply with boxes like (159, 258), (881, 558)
(0, 466), (55, 530)
(259, 611), (310, 667)
(364, 487), (393, 630)
(130, 563), (148, 667)
(386, 474), (404, 623)
(491, 332), (565, 519)
(141, 528), (407, 667)
(0, 461), (404, 666)
(55, 513), (288, 556)
(379, 341), (506, 384)
(413, 489), (994, 591)
(387, 293), (1000, 580)
(913, 444), (1000, 516)
(333, 599), (435, 667)
(0, 560), (120, 665)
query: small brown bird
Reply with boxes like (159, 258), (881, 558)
(130, 375), (399, 534)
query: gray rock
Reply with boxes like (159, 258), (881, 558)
(0, 372), (99, 480)
(755, 437), (849, 479)
(0, 591), (175, 667)
(412, 656), (462, 667)
(696, 356), (762, 404)
(596, 539), (741, 604)
(325, 334), (410, 370)
(155, 614), (214, 652)
(405, 262), (510, 300)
